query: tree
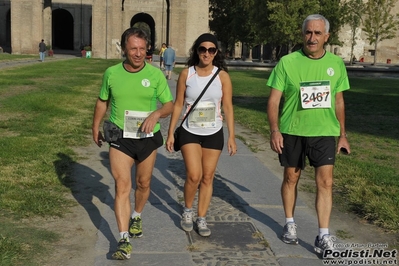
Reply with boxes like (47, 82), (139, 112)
(266, 0), (319, 54)
(342, 0), (364, 65)
(362, 0), (399, 65)
(210, 0), (255, 59)
(319, 0), (347, 47)
(209, 0), (237, 53)
(233, 0), (256, 60)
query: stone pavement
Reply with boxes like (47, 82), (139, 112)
(90, 68), (330, 266)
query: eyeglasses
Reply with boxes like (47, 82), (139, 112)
(197, 46), (217, 55)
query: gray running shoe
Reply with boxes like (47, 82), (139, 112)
(181, 211), (193, 232)
(281, 222), (298, 244)
(195, 218), (211, 237)
(314, 234), (336, 257)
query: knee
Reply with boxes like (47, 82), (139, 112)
(136, 177), (151, 191)
(186, 173), (202, 186)
(317, 178), (333, 190)
(114, 178), (131, 195)
(283, 173), (300, 185)
(200, 174), (215, 187)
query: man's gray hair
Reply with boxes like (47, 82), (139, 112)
(302, 14), (330, 34)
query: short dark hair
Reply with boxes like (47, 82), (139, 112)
(120, 27), (149, 50)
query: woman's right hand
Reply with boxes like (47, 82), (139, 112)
(165, 134), (175, 152)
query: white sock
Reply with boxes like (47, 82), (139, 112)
(285, 217), (295, 224)
(120, 231), (129, 240)
(131, 211), (141, 219)
(319, 228), (329, 238)
(184, 207), (192, 213)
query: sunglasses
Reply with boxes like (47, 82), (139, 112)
(197, 46), (217, 55)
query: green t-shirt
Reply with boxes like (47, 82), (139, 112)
(99, 62), (173, 133)
(266, 50), (350, 137)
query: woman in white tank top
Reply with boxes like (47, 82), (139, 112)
(166, 33), (237, 237)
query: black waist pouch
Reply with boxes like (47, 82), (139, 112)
(103, 120), (123, 142)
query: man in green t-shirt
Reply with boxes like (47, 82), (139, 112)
(267, 14), (351, 257)
(92, 27), (173, 260)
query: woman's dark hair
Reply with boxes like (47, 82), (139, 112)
(186, 34), (228, 72)
(120, 27), (149, 50)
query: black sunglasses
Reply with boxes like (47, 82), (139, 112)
(197, 46), (217, 55)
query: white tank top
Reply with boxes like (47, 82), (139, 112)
(182, 65), (223, 136)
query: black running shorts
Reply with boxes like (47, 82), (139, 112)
(178, 127), (224, 150)
(279, 134), (336, 169)
(109, 130), (163, 162)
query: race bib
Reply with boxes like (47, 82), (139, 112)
(188, 101), (216, 128)
(123, 110), (154, 139)
(300, 81), (331, 109)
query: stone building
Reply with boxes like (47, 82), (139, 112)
(0, 0), (398, 63)
(0, 0), (209, 59)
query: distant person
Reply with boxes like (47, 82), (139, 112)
(266, 14), (351, 256)
(163, 44), (176, 80)
(39, 39), (46, 62)
(159, 43), (167, 69)
(146, 44), (153, 63)
(92, 27), (173, 260)
(166, 33), (237, 237)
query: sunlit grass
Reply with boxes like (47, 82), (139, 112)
(0, 57), (121, 264)
(0, 53), (38, 62)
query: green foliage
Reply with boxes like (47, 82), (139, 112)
(210, 0), (255, 52)
(319, 0), (346, 46)
(266, 0), (319, 52)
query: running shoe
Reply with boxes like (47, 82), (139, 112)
(281, 222), (299, 244)
(181, 211), (194, 232)
(314, 234), (336, 257)
(112, 238), (132, 260)
(195, 218), (211, 237)
(129, 216), (143, 238)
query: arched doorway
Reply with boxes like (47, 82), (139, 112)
(52, 9), (74, 50)
(131, 13), (155, 49)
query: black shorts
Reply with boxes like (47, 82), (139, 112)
(109, 130), (163, 162)
(179, 127), (224, 150)
(279, 134), (336, 169)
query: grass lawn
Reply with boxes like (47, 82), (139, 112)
(0, 57), (121, 265)
(0, 59), (398, 264)
(0, 53), (38, 62)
